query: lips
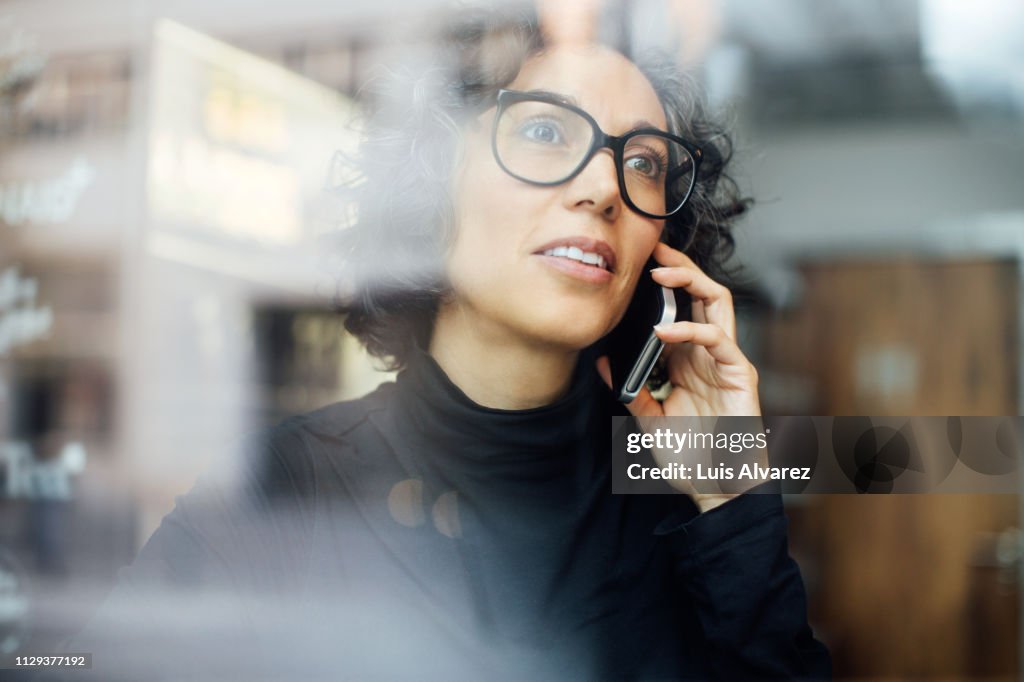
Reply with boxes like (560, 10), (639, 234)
(531, 236), (617, 273)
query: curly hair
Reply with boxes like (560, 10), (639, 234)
(331, 4), (749, 372)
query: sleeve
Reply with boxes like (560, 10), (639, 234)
(654, 481), (833, 680)
(49, 425), (318, 681)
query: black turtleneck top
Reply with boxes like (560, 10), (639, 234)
(64, 344), (832, 680)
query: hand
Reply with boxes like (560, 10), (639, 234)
(596, 242), (764, 513)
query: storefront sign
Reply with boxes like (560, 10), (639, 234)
(0, 440), (86, 501)
(0, 157), (95, 227)
(0, 266), (51, 355)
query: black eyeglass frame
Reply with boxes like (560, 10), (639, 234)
(490, 88), (703, 220)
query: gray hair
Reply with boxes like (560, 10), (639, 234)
(331, 4), (748, 370)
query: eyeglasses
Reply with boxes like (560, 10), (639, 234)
(490, 89), (702, 219)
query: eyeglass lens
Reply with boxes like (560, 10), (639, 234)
(494, 99), (696, 217)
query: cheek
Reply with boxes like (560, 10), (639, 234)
(445, 156), (523, 287)
(448, 152), (491, 245)
(448, 141), (546, 258)
(622, 222), (664, 274)
(606, 225), (664, 314)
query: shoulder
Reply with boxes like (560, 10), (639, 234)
(236, 381), (399, 499)
(282, 380), (398, 443)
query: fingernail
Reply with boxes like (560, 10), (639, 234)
(650, 267), (668, 275)
(653, 323), (670, 331)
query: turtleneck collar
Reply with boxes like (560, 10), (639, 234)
(391, 340), (604, 460)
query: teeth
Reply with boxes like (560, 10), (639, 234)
(541, 246), (610, 271)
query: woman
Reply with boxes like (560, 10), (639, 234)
(65, 7), (831, 681)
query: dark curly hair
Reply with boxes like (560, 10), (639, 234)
(331, 4), (749, 372)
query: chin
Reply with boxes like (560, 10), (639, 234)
(532, 319), (610, 352)
(505, 290), (617, 350)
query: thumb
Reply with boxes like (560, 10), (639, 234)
(595, 355), (664, 418)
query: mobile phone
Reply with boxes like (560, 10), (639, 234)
(602, 258), (691, 403)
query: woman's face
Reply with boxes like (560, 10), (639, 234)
(445, 44), (668, 351)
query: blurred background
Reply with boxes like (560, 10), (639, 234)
(0, 0), (1022, 678)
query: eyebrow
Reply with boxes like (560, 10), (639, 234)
(522, 88), (663, 134)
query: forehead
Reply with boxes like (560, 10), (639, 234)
(507, 45), (667, 134)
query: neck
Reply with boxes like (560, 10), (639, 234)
(428, 303), (579, 410)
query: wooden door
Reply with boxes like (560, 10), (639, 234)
(762, 257), (1020, 678)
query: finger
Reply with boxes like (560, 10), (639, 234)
(650, 266), (733, 339)
(690, 298), (707, 325)
(651, 243), (734, 338)
(654, 320), (748, 368)
(595, 356), (664, 417)
(651, 241), (693, 267)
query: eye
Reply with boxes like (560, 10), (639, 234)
(517, 117), (565, 144)
(624, 150), (667, 179)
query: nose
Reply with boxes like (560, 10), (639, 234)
(562, 148), (622, 221)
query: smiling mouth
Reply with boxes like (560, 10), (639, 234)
(538, 246), (613, 272)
